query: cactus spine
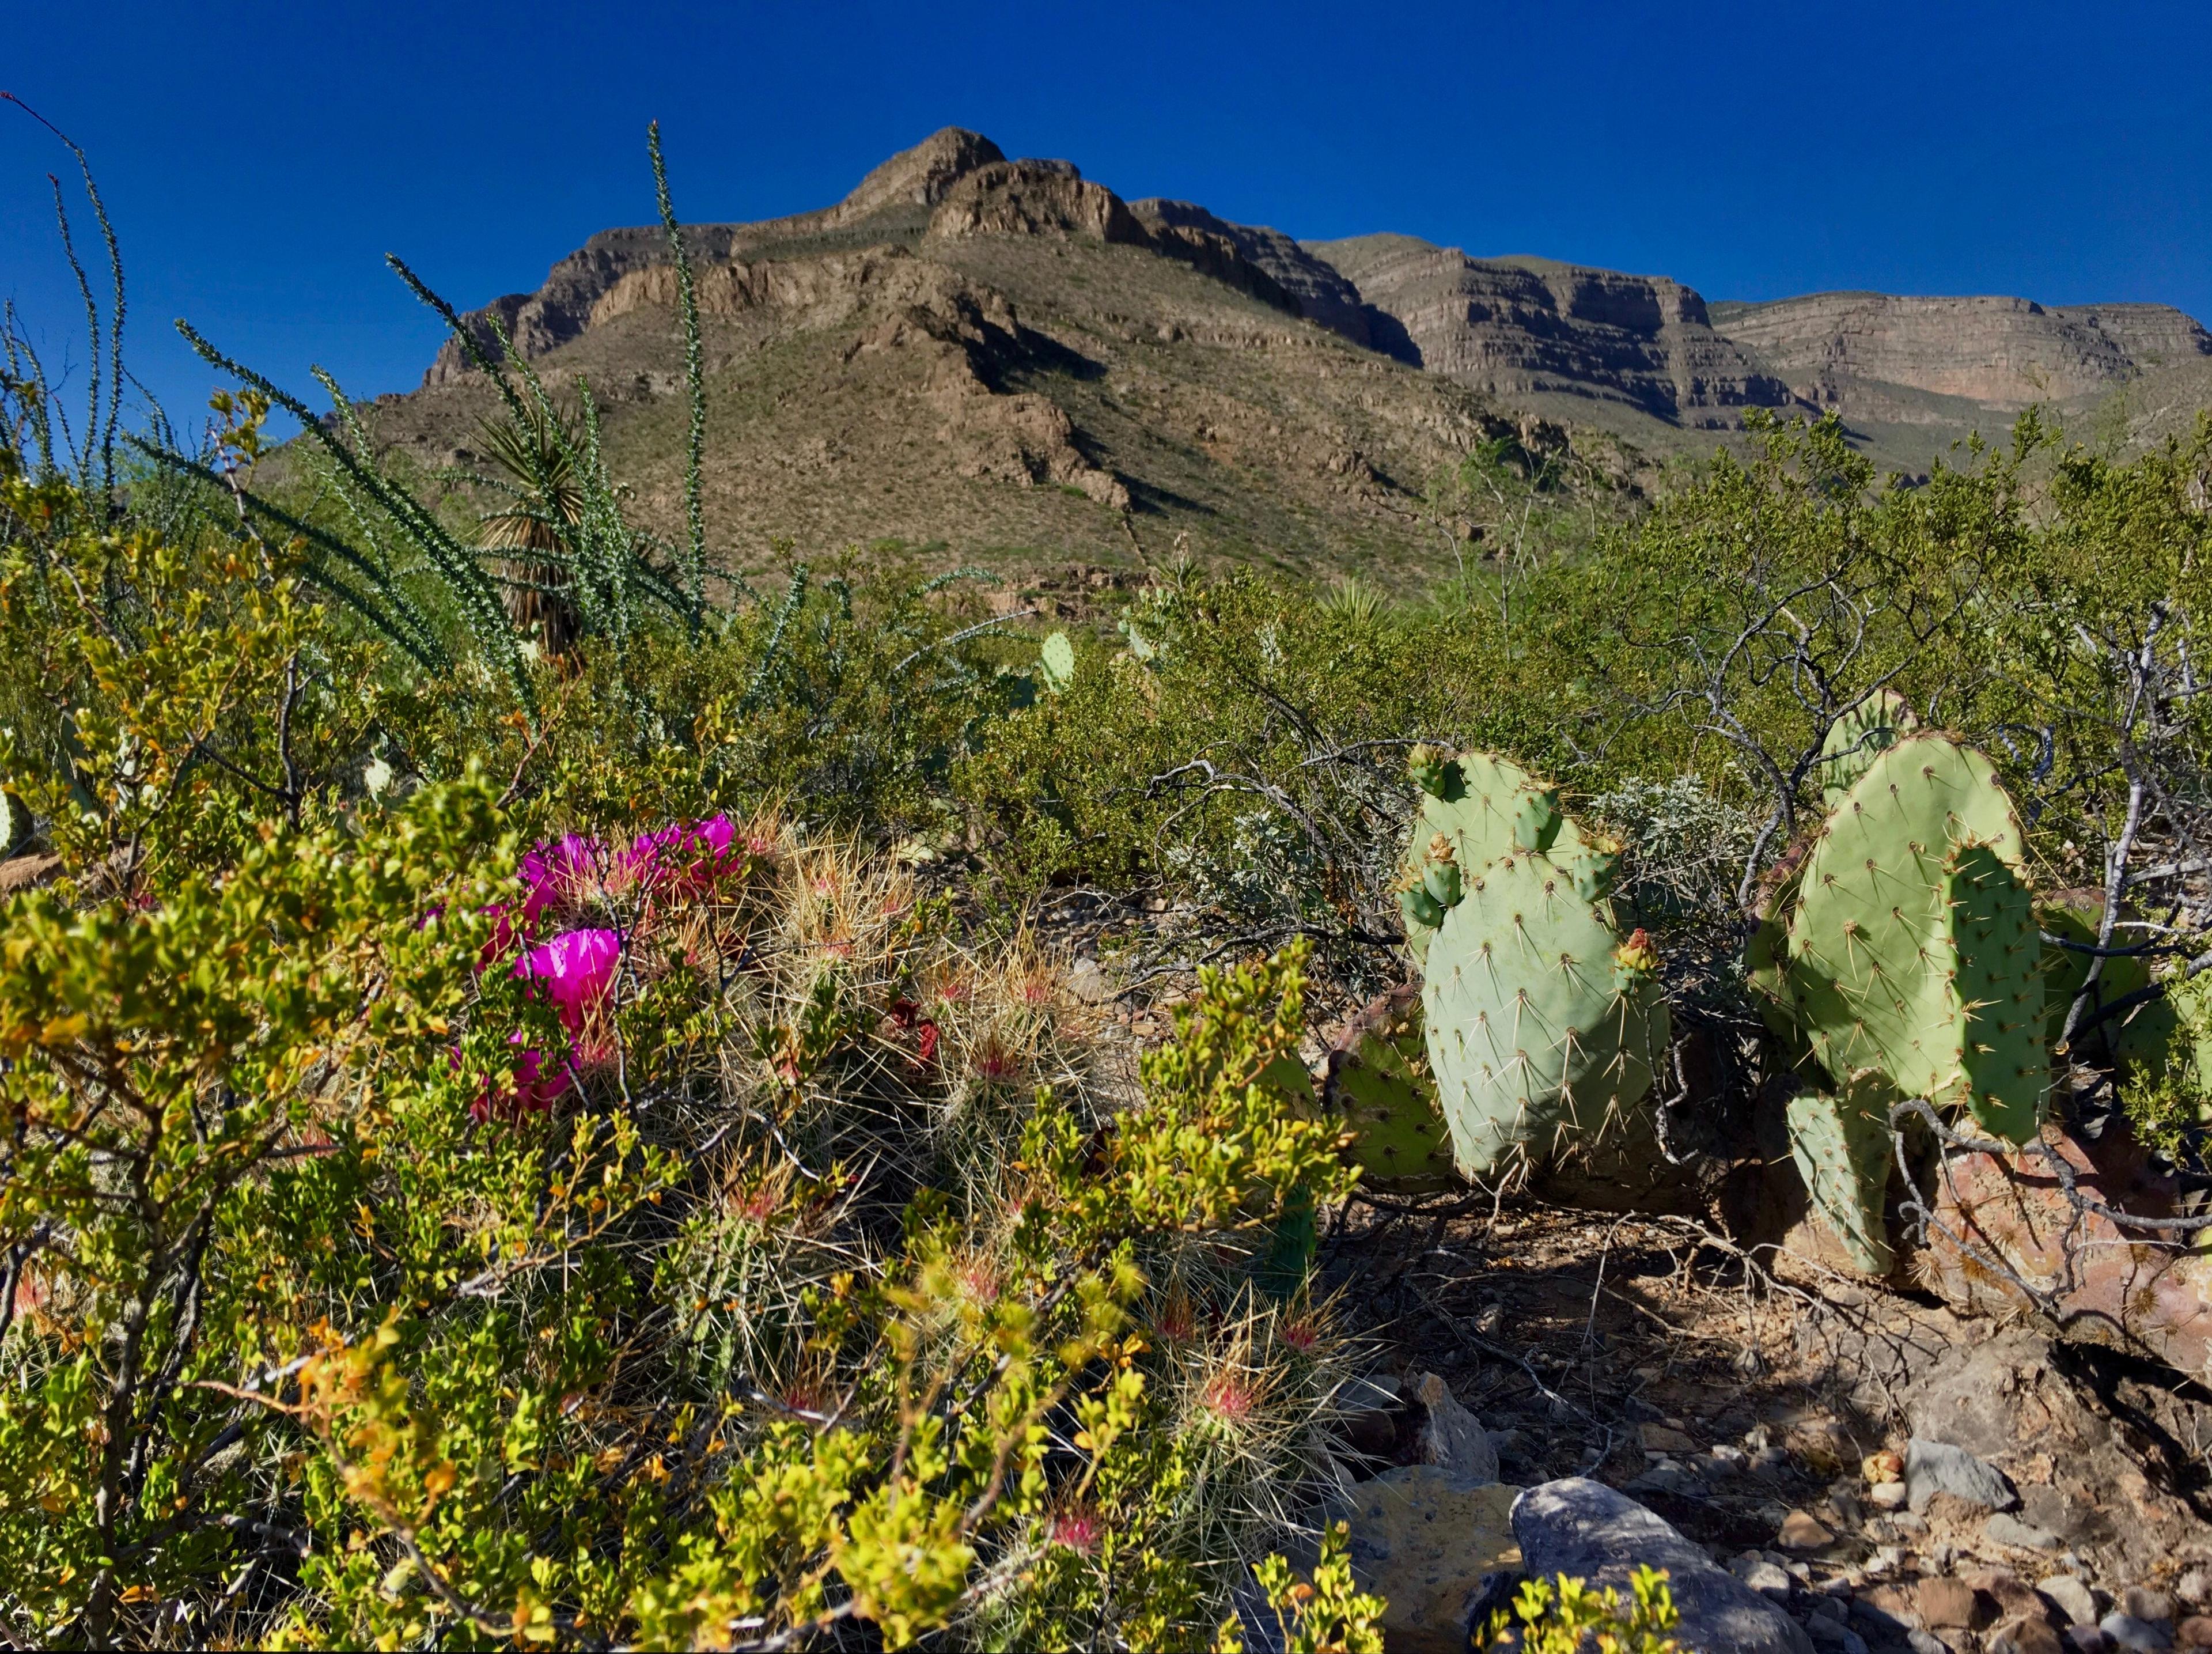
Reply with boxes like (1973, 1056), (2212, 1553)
(1421, 845), (1669, 1180)
(1778, 729), (2047, 1146)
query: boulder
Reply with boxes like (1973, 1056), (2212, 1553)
(1413, 1373), (1499, 1485)
(1510, 1478), (1816, 1654)
(1922, 1125), (2212, 1378)
(1325, 1466), (1519, 1654)
(1906, 1439), (2018, 1515)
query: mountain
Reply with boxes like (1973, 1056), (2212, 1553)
(361, 127), (2211, 584)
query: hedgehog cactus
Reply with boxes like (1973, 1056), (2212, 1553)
(1422, 847), (1670, 1180)
(1779, 730), (2047, 1144)
(1786, 1072), (1900, 1274)
(1321, 987), (1456, 1192)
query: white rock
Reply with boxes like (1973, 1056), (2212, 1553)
(2039, 1576), (2098, 1629)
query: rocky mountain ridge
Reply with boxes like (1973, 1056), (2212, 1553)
(429, 125), (2209, 449)
(378, 127), (2212, 580)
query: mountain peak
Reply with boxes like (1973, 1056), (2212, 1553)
(825, 127), (1006, 226)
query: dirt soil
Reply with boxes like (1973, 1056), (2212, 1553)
(1313, 1197), (2212, 1649)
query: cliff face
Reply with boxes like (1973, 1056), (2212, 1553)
(410, 123), (2211, 495)
(1306, 236), (1802, 426)
(1706, 292), (2212, 417)
(1127, 200), (1419, 361)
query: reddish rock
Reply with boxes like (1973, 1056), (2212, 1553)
(1924, 1124), (2212, 1377)
(1920, 1578), (1983, 1630)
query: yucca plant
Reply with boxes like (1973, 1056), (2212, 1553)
(470, 402), (586, 659)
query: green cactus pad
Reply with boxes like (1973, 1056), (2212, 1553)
(1422, 849), (1669, 1179)
(2040, 898), (2165, 1072)
(1786, 1072), (1899, 1274)
(1407, 743), (1455, 798)
(1783, 732), (2044, 1143)
(1944, 842), (2047, 1140)
(1513, 785), (1563, 855)
(1745, 851), (1812, 1052)
(1399, 751), (1588, 966)
(1037, 630), (1076, 694)
(1817, 690), (1918, 812)
(1321, 989), (1457, 1192)
(1569, 832), (1623, 904)
(1422, 857), (1463, 909)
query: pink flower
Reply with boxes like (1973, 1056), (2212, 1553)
(471, 1034), (573, 1123)
(621, 815), (741, 895)
(515, 928), (622, 1034)
(520, 834), (601, 928)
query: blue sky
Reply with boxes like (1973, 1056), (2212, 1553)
(7, 0), (2209, 436)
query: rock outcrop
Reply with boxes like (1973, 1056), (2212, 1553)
(1708, 292), (2212, 417)
(925, 157), (1149, 245)
(1307, 234), (1803, 426)
(426, 127), (1009, 386)
(819, 126), (1004, 227)
(1130, 200), (1417, 360)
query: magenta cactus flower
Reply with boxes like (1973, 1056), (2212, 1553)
(622, 814), (741, 894)
(470, 1034), (572, 1123)
(520, 834), (601, 926)
(516, 927), (622, 1034)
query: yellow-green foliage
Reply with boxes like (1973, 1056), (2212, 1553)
(1485, 1566), (1682, 1654)
(1233, 1522), (1387, 1654)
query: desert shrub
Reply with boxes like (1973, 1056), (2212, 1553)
(0, 781), (1358, 1647)
(1482, 1566), (1681, 1653)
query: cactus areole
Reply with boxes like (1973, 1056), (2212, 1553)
(1421, 849), (1669, 1179)
(1781, 732), (2047, 1144)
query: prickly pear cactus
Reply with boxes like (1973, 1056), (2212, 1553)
(2040, 898), (2158, 1062)
(1399, 748), (1589, 965)
(1817, 690), (1918, 811)
(1782, 732), (2046, 1143)
(1321, 987), (1456, 1191)
(1037, 630), (1076, 695)
(1422, 849), (1669, 1179)
(1786, 1071), (1900, 1274)
(1745, 839), (1812, 1050)
(1513, 784), (1563, 855)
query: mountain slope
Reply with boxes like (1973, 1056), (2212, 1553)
(362, 126), (2212, 585)
(372, 133), (1567, 589)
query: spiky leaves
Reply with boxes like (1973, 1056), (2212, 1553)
(1421, 850), (1668, 1180)
(1781, 732), (2046, 1143)
(1321, 990), (1456, 1193)
(1816, 689), (1918, 811)
(1786, 1073), (1899, 1274)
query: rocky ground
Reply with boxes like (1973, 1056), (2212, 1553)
(1306, 1198), (2212, 1653)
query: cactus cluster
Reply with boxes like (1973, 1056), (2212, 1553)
(1392, 745), (1664, 1183)
(1749, 721), (2052, 1270)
